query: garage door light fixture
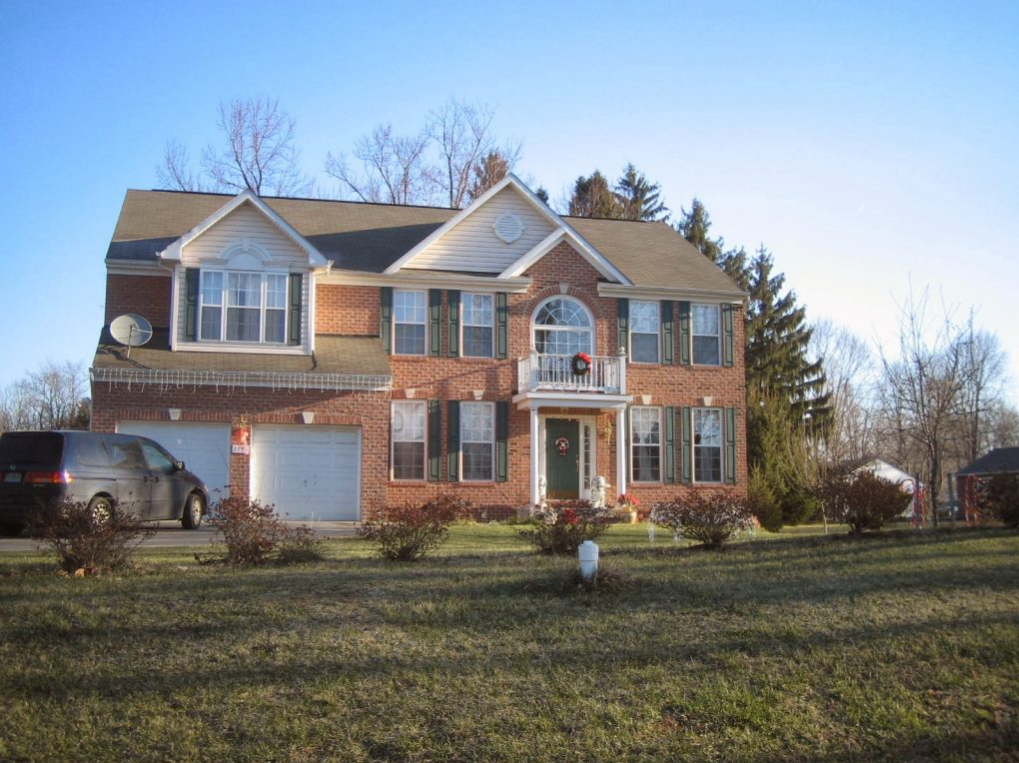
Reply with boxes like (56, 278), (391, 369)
(168, 408), (182, 421)
(301, 411), (316, 425)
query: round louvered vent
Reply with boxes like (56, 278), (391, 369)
(493, 213), (524, 244)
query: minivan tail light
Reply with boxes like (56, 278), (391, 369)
(24, 471), (74, 484)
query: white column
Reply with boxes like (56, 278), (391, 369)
(530, 407), (541, 507)
(616, 406), (627, 497)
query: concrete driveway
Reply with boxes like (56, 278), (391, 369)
(0, 520), (360, 553)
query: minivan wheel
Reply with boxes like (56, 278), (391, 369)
(0, 523), (24, 537)
(88, 496), (113, 528)
(182, 493), (204, 530)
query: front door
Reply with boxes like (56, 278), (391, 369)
(545, 419), (580, 499)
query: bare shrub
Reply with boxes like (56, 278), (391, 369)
(359, 494), (472, 561)
(26, 499), (153, 574)
(812, 471), (913, 535)
(651, 490), (756, 549)
(516, 500), (612, 555)
(204, 497), (322, 565)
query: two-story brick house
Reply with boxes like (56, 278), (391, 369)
(91, 175), (747, 520)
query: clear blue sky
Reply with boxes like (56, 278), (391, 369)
(2, 0), (1017, 404)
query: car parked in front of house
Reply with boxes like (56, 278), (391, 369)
(0, 430), (208, 536)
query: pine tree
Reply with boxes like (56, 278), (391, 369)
(615, 163), (670, 221)
(677, 198), (723, 262)
(567, 171), (623, 218)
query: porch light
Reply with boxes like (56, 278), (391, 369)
(301, 411), (315, 424)
(167, 408), (182, 421)
(578, 540), (599, 581)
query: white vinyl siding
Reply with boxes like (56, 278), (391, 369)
(630, 301), (660, 363)
(404, 187), (556, 273)
(180, 203), (308, 268)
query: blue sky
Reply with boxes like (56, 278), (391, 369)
(2, 0), (1017, 404)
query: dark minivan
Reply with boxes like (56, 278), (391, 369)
(0, 431), (209, 536)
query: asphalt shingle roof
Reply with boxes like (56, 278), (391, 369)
(108, 189), (745, 295)
(957, 447), (1019, 476)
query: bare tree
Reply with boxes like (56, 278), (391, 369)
(984, 400), (1019, 449)
(878, 288), (966, 524)
(808, 319), (878, 466)
(0, 361), (89, 433)
(954, 318), (1009, 463)
(157, 97), (314, 197)
(325, 125), (434, 205)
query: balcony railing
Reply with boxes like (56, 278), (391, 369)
(517, 351), (626, 394)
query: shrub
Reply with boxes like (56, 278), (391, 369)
(516, 500), (611, 555)
(812, 470), (912, 535)
(650, 490), (756, 549)
(982, 473), (1019, 528)
(359, 494), (472, 561)
(26, 498), (154, 574)
(205, 497), (323, 565)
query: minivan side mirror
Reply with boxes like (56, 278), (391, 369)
(173, 460), (186, 472)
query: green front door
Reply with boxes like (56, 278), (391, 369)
(545, 419), (580, 499)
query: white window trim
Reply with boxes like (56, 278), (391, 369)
(530, 295), (596, 355)
(198, 268), (289, 345)
(630, 406), (663, 483)
(692, 303), (722, 366)
(693, 407), (724, 484)
(461, 292), (495, 359)
(629, 300), (660, 364)
(393, 289), (428, 356)
(391, 400), (427, 481)
(460, 401), (495, 482)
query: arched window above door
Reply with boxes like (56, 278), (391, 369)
(532, 297), (594, 356)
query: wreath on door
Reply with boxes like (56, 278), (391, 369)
(571, 351), (592, 376)
(555, 437), (570, 456)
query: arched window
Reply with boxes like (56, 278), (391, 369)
(532, 297), (594, 356)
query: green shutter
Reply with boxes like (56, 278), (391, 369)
(288, 273), (302, 345)
(496, 401), (509, 483)
(380, 287), (393, 352)
(184, 268), (199, 341)
(447, 400), (460, 482)
(722, 303), (735, 367)
(429, 289), (442, 357)
(496, 293), (508, 359)
(664, 406), (676, 483)
(428, 400), (441, 482)
(725, 407), (737, 484)
(678, 301), (691, 366)
(661, 300), (674, 365)
(681, 406), (692, 483)
(447, 290), (460, 357)
(617, 298), (629, 355)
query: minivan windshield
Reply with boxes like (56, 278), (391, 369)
(0, 432), (64, 467)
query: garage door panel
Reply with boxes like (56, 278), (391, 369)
(117, 422), (230, 501)
(250, 426), (361, 521)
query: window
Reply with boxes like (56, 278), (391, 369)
(630, 407), (661, 482)
(199, 270), (289, 344)
(392, 401), (426, 480)
(694, 408), (723, 482)
(630, 301), (660, 363)
(462, 293), (494, 357)
(394, 290), (427, 355)
(533, 297), (593, 356)
(460, 402), (494, 481)
(692, 304), (721, 365)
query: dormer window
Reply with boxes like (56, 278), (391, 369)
(198, 270), (289, 344)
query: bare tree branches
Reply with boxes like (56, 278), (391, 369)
(325, 125), (434, 205)
(157, 97), (314, 197)
(0, 361), (89, 433)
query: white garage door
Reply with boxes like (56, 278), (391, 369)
(250, 426), (361, 520)
(117, 422), (231, 502)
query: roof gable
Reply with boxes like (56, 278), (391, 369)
(385, 175), (632, 285)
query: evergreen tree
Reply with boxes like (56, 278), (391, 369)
(615, 163), (670, 221)
(466, 150), (510, 202)
(677, 198), (723, 262)
(567, 171), (623, 218)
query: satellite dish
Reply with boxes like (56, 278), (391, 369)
(110, 314), (153, 357)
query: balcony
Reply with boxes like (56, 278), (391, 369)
(517, 351), (626, 395)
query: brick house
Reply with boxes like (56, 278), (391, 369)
(91, 175), (747, 520)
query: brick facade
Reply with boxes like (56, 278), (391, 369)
(95, 239), (746, 519)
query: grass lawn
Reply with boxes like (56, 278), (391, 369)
(1, 523), (1017, 762)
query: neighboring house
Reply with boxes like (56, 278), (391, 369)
(91, 175), (748, 520)
(847, 457), (915, 518)
(957, 447), (1019, 517)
